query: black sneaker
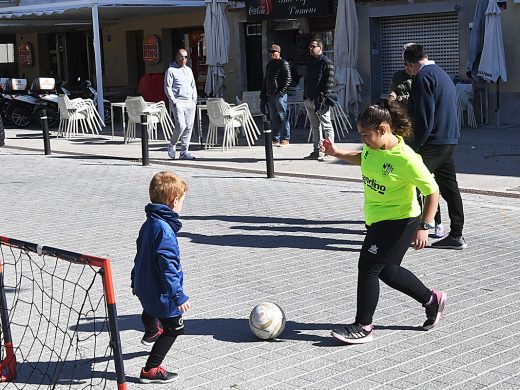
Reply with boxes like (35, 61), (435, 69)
(304, 150), (320, 160)
(140, 366), (178, 384)
(141, 328), (163, 346)
(423, 289), (447, 330)
(431, 235), (467, 249)
(331, 323), (374, 344)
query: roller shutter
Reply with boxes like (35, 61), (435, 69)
(380, 12), (459, 95)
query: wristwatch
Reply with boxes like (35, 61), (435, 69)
(419, 221), (435, 230)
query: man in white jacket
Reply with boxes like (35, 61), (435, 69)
(164, 48), (198, 160)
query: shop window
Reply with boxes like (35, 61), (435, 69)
(246, 24), (262, 37)
(0, 43), (15, 64)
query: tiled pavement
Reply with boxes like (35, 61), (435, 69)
(1, 143), (520, 389)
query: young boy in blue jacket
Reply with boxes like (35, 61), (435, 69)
(131, 171), (191, 384)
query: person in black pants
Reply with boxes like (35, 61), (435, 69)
(322, 100), (447, 344)
(405, 44), (467, 249)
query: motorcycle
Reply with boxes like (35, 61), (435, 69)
(3, 78), (37, 128)
(66, 78), (111, 125)
(30, 77), (61, 128)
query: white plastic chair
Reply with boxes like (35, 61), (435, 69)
(287, 88), (306, 128)
(124, 97), (161, 143)
(57, 95), (100, 138)
(206, 98), (248, 150)
(330, 104), (352, 140)
(456, 88), (477, 129)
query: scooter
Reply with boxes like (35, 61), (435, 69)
(67, 78), (111, 125)
(30, 77), (61, 128)
(3, 78), (37, 128)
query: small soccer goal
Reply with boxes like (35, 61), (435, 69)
(0, 235), (126, 389)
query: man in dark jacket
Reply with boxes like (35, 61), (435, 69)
(303, 37), (335, 160)
(261, 44), (292, 146)
(405, 44), (467, 249)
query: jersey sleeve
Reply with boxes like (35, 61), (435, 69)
(402, 151), (439, 196)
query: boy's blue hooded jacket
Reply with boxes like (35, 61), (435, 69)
(131, 203), (189, 318)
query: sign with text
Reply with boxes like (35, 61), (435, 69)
(18, 42), (33, 67)
(245, 0), (331, 21)
(143, 35), (160, 64)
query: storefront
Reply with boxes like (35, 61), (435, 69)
(241, 0), (336, 91)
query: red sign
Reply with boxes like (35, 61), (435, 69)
(143, 35), (160, 64)
(18, 42), (33, 67)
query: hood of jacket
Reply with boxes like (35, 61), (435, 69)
(144, 203), (182, 233)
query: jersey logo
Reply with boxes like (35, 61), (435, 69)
(362, 175), (387, 195)
(368, 245), (379, 255)
(382, 162), (394, 176)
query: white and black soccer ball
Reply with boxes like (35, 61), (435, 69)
(249, 302), (286, 340)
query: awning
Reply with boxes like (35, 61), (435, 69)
(0, 0), (205, 30)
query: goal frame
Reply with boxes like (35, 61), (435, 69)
(0, 235), (127, 389)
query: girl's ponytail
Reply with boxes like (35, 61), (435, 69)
(357, 99), (413, 140)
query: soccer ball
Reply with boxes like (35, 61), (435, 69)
(249, 302), (286, 340)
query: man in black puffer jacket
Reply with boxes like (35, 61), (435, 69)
(303, 37), (335, 160)
(260, 44), (292, 146)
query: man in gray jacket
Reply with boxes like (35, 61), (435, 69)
(164, 48), (198, 160)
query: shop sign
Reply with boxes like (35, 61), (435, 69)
(245, 0), (331, 21)
(143, 35), (160, 64)
(18, 42), (33, 67)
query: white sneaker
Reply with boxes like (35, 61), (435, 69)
(433, 224), (446, 238)
(167, 144), (176, 159)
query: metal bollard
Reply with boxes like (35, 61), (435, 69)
(140, 114), (149, 166)
(263, 115), (275, 178)
(40, 109), (51, 155)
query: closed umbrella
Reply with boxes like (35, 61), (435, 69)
(204, 0), (229, 97)
(478, 0), (507, 126)
(333, 0), (363, 117)
(466, 0), (488, 80)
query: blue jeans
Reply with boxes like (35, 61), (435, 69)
(267, 94), (290, 141)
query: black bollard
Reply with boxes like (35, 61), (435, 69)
(40, 109), (51, 155)
(140, 114), (149, 166)
(263, 115), (275, 178)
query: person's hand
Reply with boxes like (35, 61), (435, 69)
(412, 229), (429, 250)
(320, 139), (336, 157)
(388, 92), (397, 101)
(178, 300), (191, 312)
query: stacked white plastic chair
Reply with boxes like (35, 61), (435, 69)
(330, 104), (352, 140)
(124, 97), (167, 143)
(456, 87), (477, 130)
(287, 88), (306, 128)
(206, 98), (249, 150)
(57, 94), (102, 138)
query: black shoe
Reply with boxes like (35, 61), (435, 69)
(304, 151), (320, 160)
(140, 366), (178, 383)
(423, 289), (447, 330)
(431, 235), (467, 250)
(331, 323), (374, 344)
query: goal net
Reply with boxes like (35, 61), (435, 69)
(0, 236), (126, 389)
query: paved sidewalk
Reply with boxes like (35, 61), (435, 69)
(1, 144), (520, 389)
(2, 122), (520, 197)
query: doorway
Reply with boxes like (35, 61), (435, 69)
(244, 23), (263, 91)
(126, 30), (145, 92)
(171, 28), (205, 95)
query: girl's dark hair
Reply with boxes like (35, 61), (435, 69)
(357, 99), (413, 140)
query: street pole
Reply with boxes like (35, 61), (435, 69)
(140, 114), (149, 166)
(263, 115), (275, 178)
(40, 109), (51, 155)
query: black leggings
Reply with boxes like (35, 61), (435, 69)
(142, 311), (184, 370)
(355, 217), (432, 325)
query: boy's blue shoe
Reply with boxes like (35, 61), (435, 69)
(179, 151), (196, 160)
(140, 366), (178, 383)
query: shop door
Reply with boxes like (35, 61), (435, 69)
(126, 30), (145, 92)
(66, 32), (92, 85)
(244, 23), (263, 91)
(171, 29), (205, 95)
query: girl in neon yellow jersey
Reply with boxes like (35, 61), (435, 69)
(321, 99), (446, 344)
